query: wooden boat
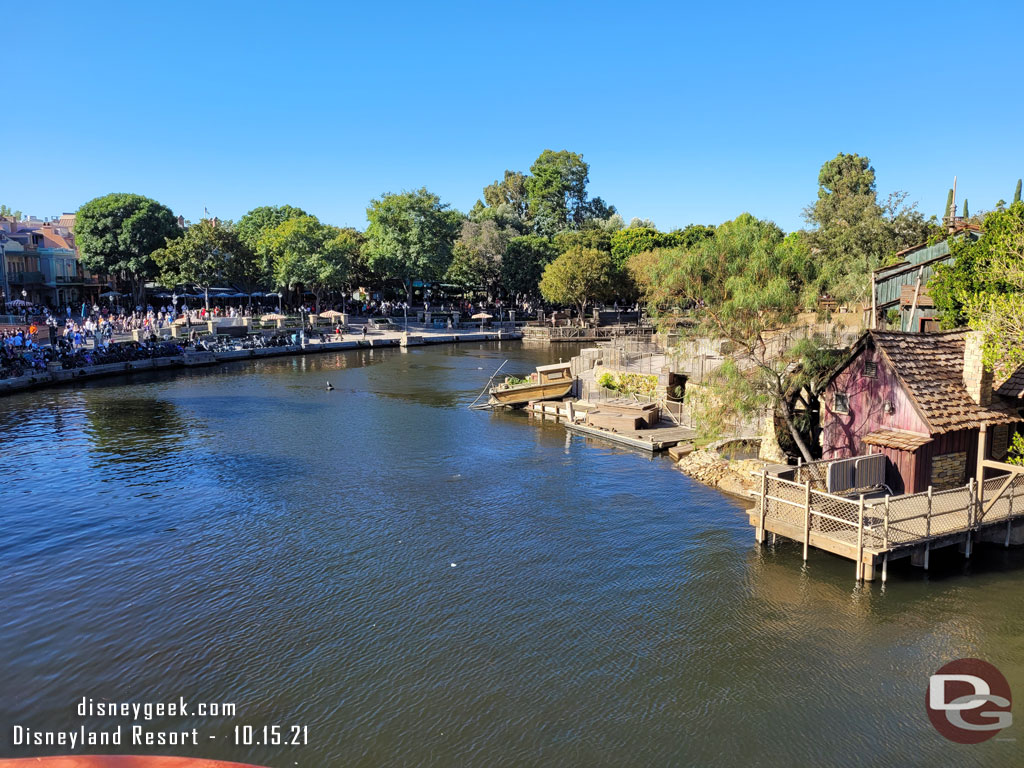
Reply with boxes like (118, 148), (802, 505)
(488, 361), (573, 407)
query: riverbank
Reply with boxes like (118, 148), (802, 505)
(0, 326), (520, 397)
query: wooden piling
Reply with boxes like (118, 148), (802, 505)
(856, 494), (865, 581)
(802, 480), (811, 561)
(965, 477), (974, 558)
(924, 486), (932, 570)
(757, 470), (767, 545)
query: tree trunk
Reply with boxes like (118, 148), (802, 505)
(779, 397), (814, 462)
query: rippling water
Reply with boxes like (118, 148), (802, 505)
(2, 342), (1024, 767)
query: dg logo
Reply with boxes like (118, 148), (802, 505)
(927, 658), (1013, 743)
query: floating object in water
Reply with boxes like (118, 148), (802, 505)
(450, 563), (457, 568)
(325, 381), (334, 391)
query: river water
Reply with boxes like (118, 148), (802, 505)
(2, 342), (1023, 767)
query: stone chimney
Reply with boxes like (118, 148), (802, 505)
(963, 331), (992, 406)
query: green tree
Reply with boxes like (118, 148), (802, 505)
(1015, 179), (1021, 205)
(963, 199), (969, 219)
(364, 188), (463, 305)
(502, 235), (557, 302)
(646, 214), (823, 460)
(804, 153), (931, 303)
(445, 219), (512, 298)
(948, 203), (1024, 370)
(75, 193), (180, 305)
(261, 216), (357, 309)
(236, 205), (308, 286)
(482, 170), (530, 224)
(153, 219), (253, 309)
(0, 204), (22, 220)
(944, 188), (954, 221)
(538, 246), (613, 322)
(526, 150), (590, 236)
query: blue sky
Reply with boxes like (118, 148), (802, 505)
(5, 1), (1023, 232)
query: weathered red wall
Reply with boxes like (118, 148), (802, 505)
(821, 345), (928, 459)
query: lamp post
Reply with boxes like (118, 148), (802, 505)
(0, 239), (9, 315)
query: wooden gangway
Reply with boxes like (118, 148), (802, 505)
(749, 466), (1024, 581)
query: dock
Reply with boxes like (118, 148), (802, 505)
(564, 418), (695, 453)
(750, 460), (1024, 581)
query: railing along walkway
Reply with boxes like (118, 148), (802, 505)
(751, 469), (1024, 582)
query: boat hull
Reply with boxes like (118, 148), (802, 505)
(488, 381), (573, 407)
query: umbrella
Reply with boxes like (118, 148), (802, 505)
(231, 292), (249, 298)
(154, 292), (172, 298)
(471, 312), (493, 319)
(100, 291), (123, 298)
(319, 310), (345, 319)
(261, 313), (287, 321)
(8, 299), (32, 307)
(250, 291), (265, 297)
(266, 292), (281, 298)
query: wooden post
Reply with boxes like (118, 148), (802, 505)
(856, 494), (865, 581)
(906, 266), (924, 332)
(976, 425), (988, 489)
(871, 272), (877, 330)
(803, 480), (811, 561)
(924, 486), (932, 570)
(881, 552), (888, 583)
(757, 470), (768, 544)
(965, 477), (974, 558)
(565, 399), (574, 424)
(884, 496), (891, 550)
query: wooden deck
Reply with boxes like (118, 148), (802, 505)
(749, 469), (1024, 581)
(564, 419), (696, 452)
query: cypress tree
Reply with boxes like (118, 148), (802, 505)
(962, 199), (969, 219)
(1015, 179), (1022, 204)
(944, 188), (954, 220)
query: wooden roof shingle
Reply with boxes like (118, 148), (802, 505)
(870, 330), (1020, 434)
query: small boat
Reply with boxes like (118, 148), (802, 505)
(488, 361), (573, 407)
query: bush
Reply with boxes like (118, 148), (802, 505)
(597, 372), (617, 390)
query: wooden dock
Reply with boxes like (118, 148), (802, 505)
(750, 465), (1024, 581)
(564, 419), (695, 452)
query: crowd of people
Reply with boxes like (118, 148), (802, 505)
(1, 293), (552, 383)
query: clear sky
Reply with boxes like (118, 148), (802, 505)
(5, 0), (1023, 233)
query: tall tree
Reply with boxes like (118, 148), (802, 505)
(445, 219), (513, 299)
(526, 150), (590, 236)
(646, 214), (823, 460)
(236, 205), (308, 286)
(482, 170), (530, 224)
(261, 216), (357, 309)
(502, 235), (557, 302)
(804, 153), (931, 303)
(75, 193), (180, 305)
(944, 188), (954, 222)
(153, 219), (255, 309)
(538, 246), (613, 322)
(364, 188), (463, 304)
(1015, 179), (1022, 205)
(963, 199), (969, 219)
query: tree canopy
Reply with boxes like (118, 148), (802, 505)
(641, 214), (826, 459)
(153, 219), (255, 307)
(261, 215), (357, 307)
(364, 188), (463, 303)
(538, 246), (614, 321)
(803, 153), (933, 303)
(75, 193), (180, 304)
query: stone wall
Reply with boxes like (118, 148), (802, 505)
(931, 451), (967, 490)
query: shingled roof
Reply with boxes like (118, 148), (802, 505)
(832, 330), (1021, 434)
(996, 366), (1024, 399)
